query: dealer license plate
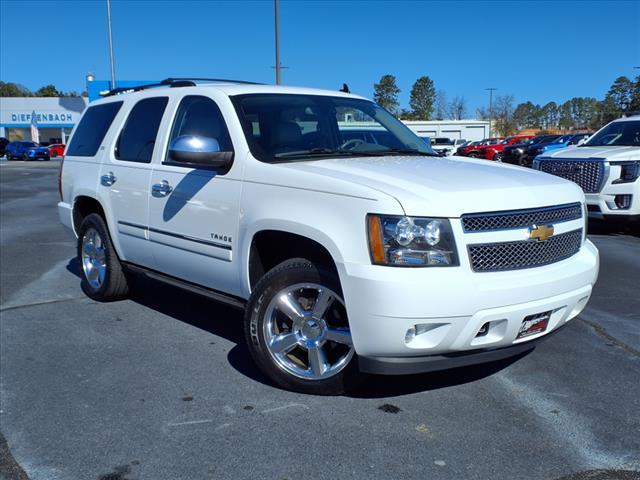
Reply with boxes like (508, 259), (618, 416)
(517, 311), (551, 339)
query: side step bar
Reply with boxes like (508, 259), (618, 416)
(123, 262), (246, 310)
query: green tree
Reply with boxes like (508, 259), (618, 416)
(558, 101), (574, 130)
(629, 75), (640, 112)
(569, 97), (599, 130)
(513, 101), (542, 129)
(35, 84), (62, 97)
(604, 76), (633, 115)
(0, 81), (32, 97)
(540, 102), (559, 130)
(373, 75), (400, 115)
(409, 76), (436, 120)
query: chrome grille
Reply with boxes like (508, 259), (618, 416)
(468, 229), (582, 272)
(462, 203), (582, 232)
(538, 160), (604, 193)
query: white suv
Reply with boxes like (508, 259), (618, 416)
(534, 116), (640, 224)
(58, 78), (599, 394)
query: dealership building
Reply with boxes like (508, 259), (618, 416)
(0, 97), (88, 144)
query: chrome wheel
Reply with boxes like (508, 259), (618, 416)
(263, 283), (354, 380)
(81, 227), (107, 290)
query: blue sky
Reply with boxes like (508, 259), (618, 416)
(1, 0), (638, 114)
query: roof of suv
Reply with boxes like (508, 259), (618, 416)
(95, 82), (369, 104)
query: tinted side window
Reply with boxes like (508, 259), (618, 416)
(66, 102), (122, 157)
(166, 95), (233, 159)
(116, 97), (168, 163)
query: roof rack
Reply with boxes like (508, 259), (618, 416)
(100, 77), (264, 97)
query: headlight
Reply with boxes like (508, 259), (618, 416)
(367, 215), (459, 267)
(611, 161), (640, 184)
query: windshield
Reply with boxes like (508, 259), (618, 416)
(585, 120), (640, 147)
(553, 134), (573, 144)
(231, 94), (436, 162)
(432, 138), (454, 145)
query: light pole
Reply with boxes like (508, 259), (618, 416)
(274, 0), (281, 85)
(485, 87), (497, 138)
(106, 0), (116, 88)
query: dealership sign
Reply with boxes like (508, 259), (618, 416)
(0, 97), (88, 127)
(9, 112), (74, 123)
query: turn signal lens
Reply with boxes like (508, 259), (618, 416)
(367, 215), (386, 264)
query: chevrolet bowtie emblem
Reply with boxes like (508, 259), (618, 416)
(529, 224), (554, 242)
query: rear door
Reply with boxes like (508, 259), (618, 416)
(98, 96), (169, 267)
(147, 93), (242, 295)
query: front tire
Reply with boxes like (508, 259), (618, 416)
(77, 213), (130, 301)
(244, 258), (359, 395)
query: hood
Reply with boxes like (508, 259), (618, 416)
(279, 155), (583, 217)
(540, 145), (640, 161)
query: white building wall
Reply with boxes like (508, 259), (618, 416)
(402, 120), (490, 142)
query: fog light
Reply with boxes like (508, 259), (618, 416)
(614, 195), (632, 210)
(476, 322), (490, 337)
(405, 327), (416, 344)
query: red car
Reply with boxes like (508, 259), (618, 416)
(478, 135), (535, 161)
(48, 144), (65, 158)
(456, 138), (503, 157)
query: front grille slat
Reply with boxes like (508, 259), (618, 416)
(538, 160), (604, 193)
(462, 203), (582, 232)
(468, 229), (583, 272)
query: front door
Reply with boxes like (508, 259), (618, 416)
(147, 95), (242, 296)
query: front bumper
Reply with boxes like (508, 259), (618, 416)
(585, 179), (640, 220)
(339, 240), (598, 371)
(358, 329), (555, 375)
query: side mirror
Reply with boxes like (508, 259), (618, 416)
(167, 135), (233, 170)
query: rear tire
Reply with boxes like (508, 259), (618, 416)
(244, 258), (360, 395)
(468, 152), (479, 158)
(77, 213), (130, 301)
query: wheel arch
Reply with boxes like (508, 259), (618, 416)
(242, 222), (344, 297)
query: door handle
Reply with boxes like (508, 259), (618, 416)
(100, 172), (116, 187)
(152, 180), (173, 197)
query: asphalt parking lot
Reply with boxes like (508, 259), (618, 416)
(1, 161), (639, 480)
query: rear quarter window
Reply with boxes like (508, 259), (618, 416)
(66, 102), (123, 157)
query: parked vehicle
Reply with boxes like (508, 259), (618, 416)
(455, 140), (481, 156)
(457, 138), (503, 157)
(339, 128), (409, 151)
(478, 135), (535, 161)
(5, 141), (50, 161)
(430, 137), (467, 156)
(534, 116), (639, 223)
(48, 144), (66, 158)
(0, 137), (9, 157)
(58, 78), (598, 394)
(526, 133), (592, 163)
(502, 135), (561, 166)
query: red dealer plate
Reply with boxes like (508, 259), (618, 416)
(517, 311), (551, 339)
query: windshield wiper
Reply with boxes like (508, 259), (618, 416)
(274, 148), (377, 159)
(380, 148), (440, 157)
